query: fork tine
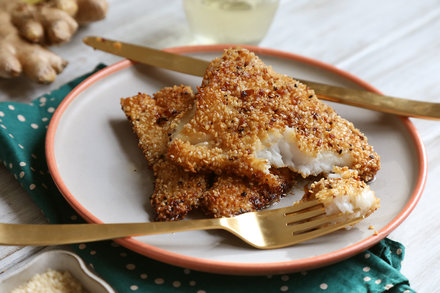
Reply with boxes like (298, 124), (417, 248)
(287, 212), (348, 233)
(285, 207), (326, 223)
(283, 200), (323, 214)
(286, 216), (365, 246)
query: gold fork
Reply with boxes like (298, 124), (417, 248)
(0, 200), (363, 249)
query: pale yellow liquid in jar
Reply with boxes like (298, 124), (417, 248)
(184, 0), (279, 45)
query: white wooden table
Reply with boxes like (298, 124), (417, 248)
(1, 0), (439, 291)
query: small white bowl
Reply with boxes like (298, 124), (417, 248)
(0, 250), (115, 293)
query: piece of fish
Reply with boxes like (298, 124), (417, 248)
(168, 48), (380, 191)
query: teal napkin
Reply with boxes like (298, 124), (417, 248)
(0, 65), (415, 293)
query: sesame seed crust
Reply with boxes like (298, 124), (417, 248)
(121, 85), (296, 221)
(202, 167), (296, 218)
(168, 48), (380, 186)
(121, 85), (195, 166)
(121, 85), (206, 220)
(151, 158), (208, 221)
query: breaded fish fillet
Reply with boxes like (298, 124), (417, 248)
(121, 86), (296, 221)
(168, 48), (380, 190)
(121, 85), (206, 221)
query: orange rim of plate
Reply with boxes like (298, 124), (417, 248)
(45, 45), (427, 275)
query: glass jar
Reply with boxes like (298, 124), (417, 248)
(183, 0), (280, 45)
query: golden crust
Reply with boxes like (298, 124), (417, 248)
(121, 86), (295, 221)
(121, 85), (195, 166)
(121, 86), (205, 221)
(168, 48), (380, 186)
(202, 168), (296, 218)
(151, 158), (207, 221)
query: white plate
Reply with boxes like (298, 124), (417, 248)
(46, 45), (427, 275)
(0, 250), (115, 292)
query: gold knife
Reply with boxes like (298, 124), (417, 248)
(83, 36), (440, 120)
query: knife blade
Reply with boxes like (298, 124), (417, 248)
(83, 36), (208, 76)
(83, 36), (440, 120)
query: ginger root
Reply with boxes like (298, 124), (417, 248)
(0, 9), (67, 83)
(0, 0), (108, 83)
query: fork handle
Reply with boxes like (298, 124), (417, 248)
(0, 219), (223, 246)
